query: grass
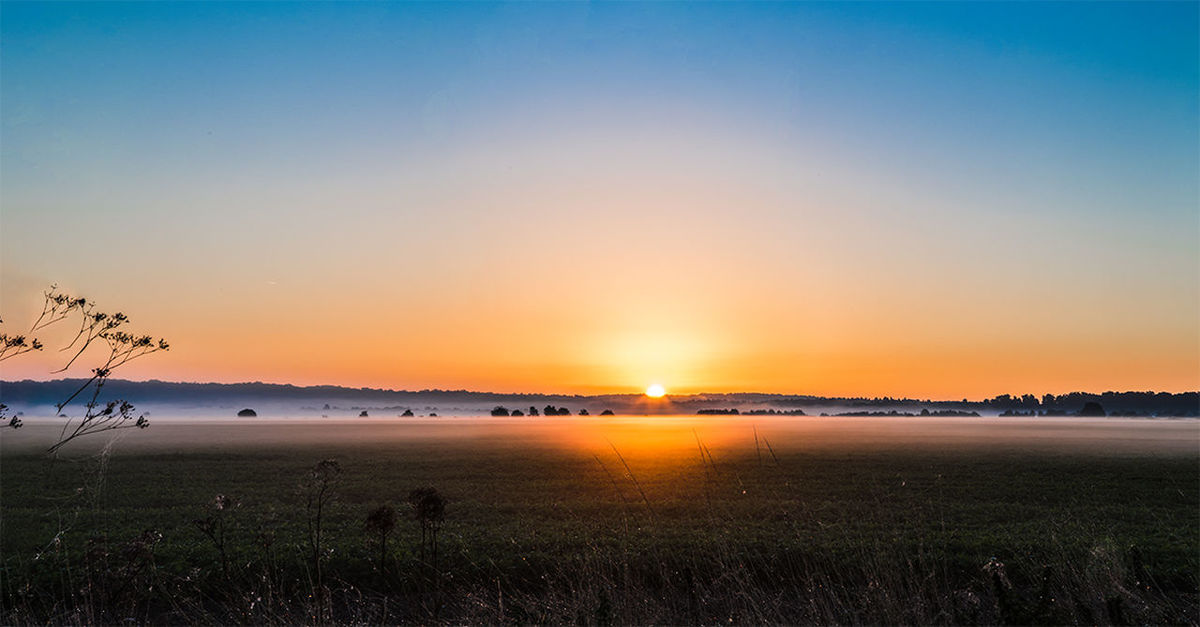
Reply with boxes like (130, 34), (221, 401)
(2, 420), (1197, 624)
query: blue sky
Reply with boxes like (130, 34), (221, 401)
(2, 2), (1197, 395)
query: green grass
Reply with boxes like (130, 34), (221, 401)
(2, 428), (1197, 624)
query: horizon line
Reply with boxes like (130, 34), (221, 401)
(2, 377), (1196, 403)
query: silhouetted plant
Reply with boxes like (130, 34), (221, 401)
(247, 506), (284, 617)
(491, 406), (510, 416)
(407, 487), (446, 571)
(1, 403), (22, 429)
(78, 528), (163, 622)
(302, 458), (341, 617)
(0, 326), (43, 362)
(192, 494), (236, 582)
(407, 486), (447, 619)
(0, 286), (168, 450)
(1, 290), (70, 431)
(363, 504), (398, 574)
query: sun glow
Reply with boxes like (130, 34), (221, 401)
(645, 383), (666, 398)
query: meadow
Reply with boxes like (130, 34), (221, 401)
(2, 417), (1197, 624)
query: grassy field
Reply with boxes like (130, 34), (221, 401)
(2, 418), (1197, 624)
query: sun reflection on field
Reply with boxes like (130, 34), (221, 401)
(551, 416), (745, 460)
(3, 416), (1196, 463)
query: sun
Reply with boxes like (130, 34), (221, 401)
(645, 383), (666, 398)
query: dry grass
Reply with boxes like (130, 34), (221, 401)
(2, 420), (1196, 624)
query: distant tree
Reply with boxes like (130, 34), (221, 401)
(511, 409), (524, 416)
(1078, 402), (1106, 417)
(528, 406), (539, 416)
(544, 405), (557, 416)
(401, 409), (415, 417)
(491, 406), (510, 416)
(237, 408), (257, 417)
(600, 409), (614, 416)
(360, 410), (369, 417)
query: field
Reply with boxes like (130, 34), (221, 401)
(2, 417), (1197, 624)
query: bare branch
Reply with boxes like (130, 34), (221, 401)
(0, 333), (44, 361)
(0, 285), (168, 447)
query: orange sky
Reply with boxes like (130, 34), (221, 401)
(1, 269), (1196, 399)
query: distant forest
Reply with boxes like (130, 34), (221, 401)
(1, 379), (1196, 417)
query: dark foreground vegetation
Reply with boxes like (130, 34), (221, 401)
(2, 433), (1197, 625)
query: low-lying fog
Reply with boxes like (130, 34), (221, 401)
(4, 415), (1197, 458)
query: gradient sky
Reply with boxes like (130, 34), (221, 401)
(2, 2), (1197, 398)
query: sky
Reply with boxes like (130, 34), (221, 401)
(2, 2), (1197, 398)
